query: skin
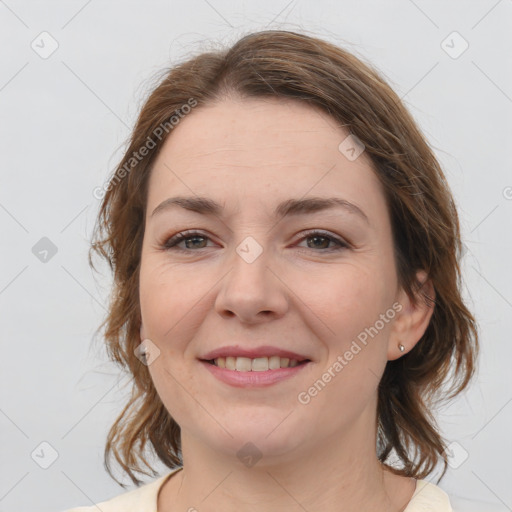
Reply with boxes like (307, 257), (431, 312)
(138, 96), (435, 512)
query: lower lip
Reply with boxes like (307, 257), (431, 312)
(200, 360), (311, 388)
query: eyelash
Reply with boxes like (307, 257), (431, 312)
(161, 229), (349, 254)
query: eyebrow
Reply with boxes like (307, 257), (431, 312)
(151, 195), (369, 223)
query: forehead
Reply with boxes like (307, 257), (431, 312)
(146, 97), (386, 219)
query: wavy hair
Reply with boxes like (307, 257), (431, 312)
(89, 30), (479, 487)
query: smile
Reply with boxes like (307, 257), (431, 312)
(200, 358), (312, 388)
(205, 356), (310, 371)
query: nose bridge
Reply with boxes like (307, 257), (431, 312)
(214, 235), (288, 322)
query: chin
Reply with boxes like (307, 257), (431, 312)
(205, 416), (308, 463)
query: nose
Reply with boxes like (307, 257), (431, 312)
(214, 245), (289, 324)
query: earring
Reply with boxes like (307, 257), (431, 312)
(398, 343), (405, 352)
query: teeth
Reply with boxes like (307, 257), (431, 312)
(212, 356), (303, 371)
(251, 357), (268, 371)
(235, 357), (252, 371)
(268, 355), (280, 370)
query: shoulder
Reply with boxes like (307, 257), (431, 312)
(407, 480), (509, 512)
(62, 469), (180, 512)
(405, 479), (453, 511)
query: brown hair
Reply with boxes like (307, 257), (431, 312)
(89, 29), (479, 487)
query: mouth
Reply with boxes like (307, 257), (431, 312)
(201, 356), (311, 372)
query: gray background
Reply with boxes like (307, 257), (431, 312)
(0, 1), (511, 511)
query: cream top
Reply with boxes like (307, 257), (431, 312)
(64, 467), (453, 512)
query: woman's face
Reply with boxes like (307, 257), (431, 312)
(139, 97), (408, 463)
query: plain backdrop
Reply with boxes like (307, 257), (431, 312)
(0, 1), (511, 511)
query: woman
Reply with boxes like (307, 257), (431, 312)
(66, 30), (478, 511)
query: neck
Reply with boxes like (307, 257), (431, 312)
(158, 430), (416, 512)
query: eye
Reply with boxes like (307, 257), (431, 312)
(296, 230), (349, 252)
(162, 230), (214, 251)
(161, 229), (349, 253)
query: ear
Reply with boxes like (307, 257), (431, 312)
(140, 322), (146, 341)
(387, 270), (435, 361)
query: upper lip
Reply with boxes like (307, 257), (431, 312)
(200, 345), (311, 361)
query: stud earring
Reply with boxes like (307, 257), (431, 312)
(398, 343), (405, 352)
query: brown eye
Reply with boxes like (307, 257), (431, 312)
(306, 235), (332, 249)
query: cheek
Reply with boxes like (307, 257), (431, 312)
(139, 260), (207, 421)
(299, 268), (392, 426)
(295, 260), (392, 340)
(147, 358), (203, 433)
(139, 256), (210, 339)
(298, 261), (394, 405)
